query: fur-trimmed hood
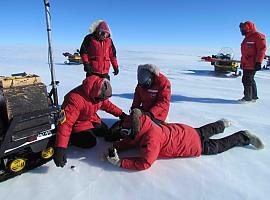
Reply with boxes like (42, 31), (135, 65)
(137, 64), (160, 77)
(82, 75), (112, 101)
(122, 108), (153, 140)
(89, 20), (112, 37)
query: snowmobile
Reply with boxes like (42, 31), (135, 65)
(0, 0), (60, 182)
(201, 47), (241, 76)
(63, 49), (82, 64)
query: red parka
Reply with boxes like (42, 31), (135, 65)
(131, 65), (171, 122)
(241, 21), (267, 70)
(56, 76), (123, 148)
(113, 114), (202, 170)
(80, 21), (118, 75)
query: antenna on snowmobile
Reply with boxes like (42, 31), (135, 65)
(43, 0), (59, 107)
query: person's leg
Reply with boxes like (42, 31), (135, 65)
(241, 70), (253, 101)
(196, 120), (225, 140)
(70, 129), (97, 148)
(202, 131), (250, 155)
(250, 71), (258, 100)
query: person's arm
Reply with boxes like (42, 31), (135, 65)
(149, 79), (171, 119)
(131, 86), (142, 109)
(120, 136), (160, 170)
(80, 35), (91, 64)
(113, 138), (137, 151)
(255, 34), (267, 63)
(100, 99), (123, 117)
(55, 96), (81, 148)
(109, 40), (119, 71)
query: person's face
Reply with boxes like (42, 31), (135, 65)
(97, 31), (109, 40)
(239, 24), (247, 36)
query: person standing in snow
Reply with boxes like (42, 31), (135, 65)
(54, 76), (127, 167)
(105, 109), (264, 170)
(80, 20), (119, 80)
(131, 64), (171, 124)
(239, 21), (267, 102)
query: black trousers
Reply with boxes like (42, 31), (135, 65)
(242, 70), (257, 100)
(195, 121), (250, 155)
(69, 121), (109, 148)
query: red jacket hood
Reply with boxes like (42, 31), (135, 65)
(89, 20), (111, 36)
(243, 21), (257, 36)
(134, 114), (155, 141)
(82, 75), (104, 100)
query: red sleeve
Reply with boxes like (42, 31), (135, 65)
(131, 86), (142, 109)
(109, 40), (119, 70)
(113, 138), (137, 151)
(100, 99), (123, 117)
(256, 34), (267, 63)
(80, 35), (90, 63)
(149, 79), (171, 118)
(120, 135), (160, 170)
(55, 96), (81, 148)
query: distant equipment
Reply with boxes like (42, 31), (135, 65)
(201, 47), (241, 76)
(63, 49), (82, 64)
(263, 55), (270, 70)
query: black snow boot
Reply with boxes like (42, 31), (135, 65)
(252, 82), (258, 101)
(239, 85), (252, 102)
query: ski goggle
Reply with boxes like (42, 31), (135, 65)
(98, 31), (109, 40)
(119, 128), (132, 137)
(139, 78), (152, 89)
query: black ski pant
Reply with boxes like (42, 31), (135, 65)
(70, 121), (109, 148)
(242, 70), (257, 100)
(195, 121), (250, 155)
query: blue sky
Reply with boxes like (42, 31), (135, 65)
(0, 0), (269, 49)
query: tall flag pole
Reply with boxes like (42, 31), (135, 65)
(44, 0), (58, 107)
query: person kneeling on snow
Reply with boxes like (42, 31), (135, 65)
(54, 75), (127, 167)
(131, 64), (171, 124)
(105, 109), (264, 171)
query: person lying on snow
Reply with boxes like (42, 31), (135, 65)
(54, 75), (127, 167)
(105, 109), (264, 171)
(131, 64), (171, 124)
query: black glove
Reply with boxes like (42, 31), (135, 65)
(119, 112), (128, 121)
(53, 147), (67, 167)
(83, 63), (92, 73)
(255, 62), (261, 71)
(113, 68), (119, 76)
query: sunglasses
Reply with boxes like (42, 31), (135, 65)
(98, 31), (109, 40)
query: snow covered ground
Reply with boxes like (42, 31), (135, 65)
(0, 45), (269, 200)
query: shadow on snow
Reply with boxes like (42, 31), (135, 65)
(113, 93), (239, 104)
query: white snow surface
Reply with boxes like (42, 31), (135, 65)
(0, 45), (270, 200)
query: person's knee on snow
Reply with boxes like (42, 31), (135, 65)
(70, 130), (97, 148)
